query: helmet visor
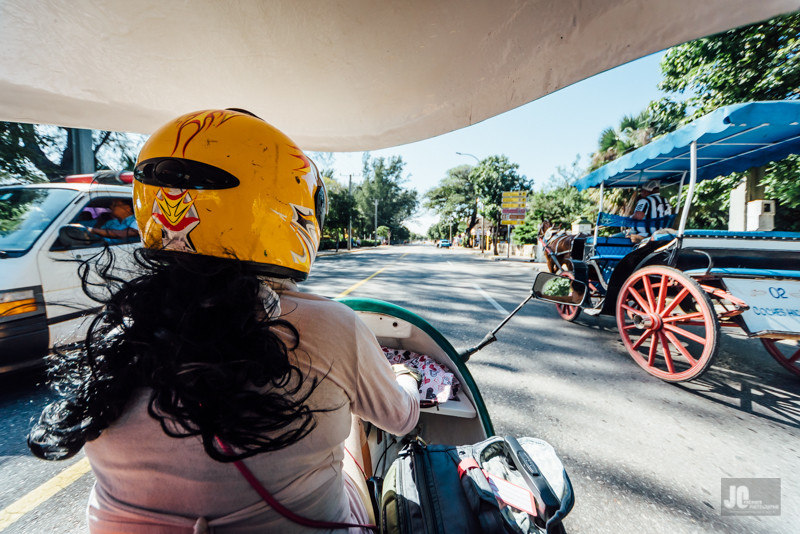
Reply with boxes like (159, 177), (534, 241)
(134, 158), (240, 190)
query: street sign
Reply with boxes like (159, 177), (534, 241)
(502, 191), (527, 198)
(500, 202), (527, 209)
(501, 208), (526, 215)
(501, 219), (524, 226)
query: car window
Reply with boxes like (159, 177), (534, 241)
(0, 188), (79, 258)
(51, 195), (139, 251)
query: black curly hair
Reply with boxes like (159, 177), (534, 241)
(28, 247), (325, 462)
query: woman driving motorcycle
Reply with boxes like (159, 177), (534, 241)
(28, 109), (420, 533)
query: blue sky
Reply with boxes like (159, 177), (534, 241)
(326, 51), (668, 233)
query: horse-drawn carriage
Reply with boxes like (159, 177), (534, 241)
(541, 102), (800, 382)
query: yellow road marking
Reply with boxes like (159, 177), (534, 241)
(0, 457), (91, 531)
(336, 251), (409, 298)
(337, 266), (389, 297)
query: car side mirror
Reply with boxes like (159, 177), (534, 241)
(57, 224), (103, 249)
(531, 272), (587, 306)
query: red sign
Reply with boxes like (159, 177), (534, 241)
(501, 208), (527, 215)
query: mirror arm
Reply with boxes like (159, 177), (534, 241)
(458, 294), (533, 362)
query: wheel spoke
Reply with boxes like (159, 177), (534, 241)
(647, 332), (659, 367)
(665, 330), (697, 366)
(788, 348), (800, 364)
(656, 275), (668, 313)
(627, 285), (651, 313)
(643, 275), (656, 311)
(664, 323), (707, 346)
(663, 312), (704, 323)
(622, 323), (640, 331)
(662, 287), (690, 317)
(659, 332), (676, 373)
(632, 329), (653, 350)
(620, 303), (642, 315)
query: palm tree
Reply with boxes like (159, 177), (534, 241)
(588, 111), (655, 213)
(589, 112), (653, 171)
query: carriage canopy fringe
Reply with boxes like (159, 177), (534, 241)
(575, 101), (800, 191)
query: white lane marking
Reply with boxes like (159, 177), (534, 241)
(472, 284), (508, 314)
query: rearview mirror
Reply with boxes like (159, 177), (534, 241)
(531, 272), (587, 306)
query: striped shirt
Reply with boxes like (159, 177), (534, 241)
(633, 193), (672, 236)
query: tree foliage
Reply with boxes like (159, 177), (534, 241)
(353, 155), (418, 239)
(474, 155), (532, 254)
(657, 12), (800, 230)
(514, 156), (594, 244)
(424, 164), (479, 244)
(0, 123), (143, 183)
(587, 12), (800, 230)
(659, 13), (800, 115)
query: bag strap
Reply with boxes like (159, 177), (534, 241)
(215, 437), (378, 531)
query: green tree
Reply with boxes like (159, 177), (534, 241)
(473, 155), (531, 255)
(658, 12), (800, 230)
(424, 164), (479, 246)
(589, 111), (653, 171)
(514, 156), (594, 244)
(0, 123), (143, 183)
(659, 13), (800, 115)
(376, 225), (391, 242)
(354, 155), (418, 239)
(321, 172), (356, 250)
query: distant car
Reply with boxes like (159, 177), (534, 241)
(437, 239), (452, 248)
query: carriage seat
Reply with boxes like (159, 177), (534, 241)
(596, 212), (676, 235)
(584, 236), (637, 260)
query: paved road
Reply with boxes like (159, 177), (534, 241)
(2, 244), (798, 533)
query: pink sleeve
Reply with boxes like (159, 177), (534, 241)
(348, 317), (420, 436)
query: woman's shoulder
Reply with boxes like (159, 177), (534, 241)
(279, 289), (358, 326)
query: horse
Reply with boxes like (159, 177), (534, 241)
(538, 220), (578, 274)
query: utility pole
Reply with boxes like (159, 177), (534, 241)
(71, 128), (95, 174)
(374, 199), (378, 242)
(348, 175), (353, 250)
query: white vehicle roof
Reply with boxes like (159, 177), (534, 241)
(0, 183), (132, 194)
(0, 1), (797, 152)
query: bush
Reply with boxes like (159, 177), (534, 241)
(319, 238), (347, 250)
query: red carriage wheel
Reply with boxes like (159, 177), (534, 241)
(555, 303), (581, 322)
(760, 338), (800, 378)
(551, 271), (582, 322)
(616, 266), (719, 382)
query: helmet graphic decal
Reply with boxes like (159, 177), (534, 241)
(152, 188), (200, 252)
(172, 110), (240, 157)
(288, 145), (317, 196)
(288, 204), (317, 264)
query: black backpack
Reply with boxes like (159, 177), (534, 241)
(380, 436), (573, 534)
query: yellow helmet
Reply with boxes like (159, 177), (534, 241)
(133, 109), (326, 280)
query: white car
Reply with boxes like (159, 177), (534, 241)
(0, 177), (139, 373)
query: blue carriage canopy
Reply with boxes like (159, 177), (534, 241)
(574, 101), (800, 191)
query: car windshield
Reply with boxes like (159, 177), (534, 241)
(0, 188), (78, 257)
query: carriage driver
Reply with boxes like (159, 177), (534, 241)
(628, 179), (672, 243)
(29, 108), (420, 533)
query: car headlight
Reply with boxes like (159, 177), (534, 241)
(0, 288), (41, 320)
